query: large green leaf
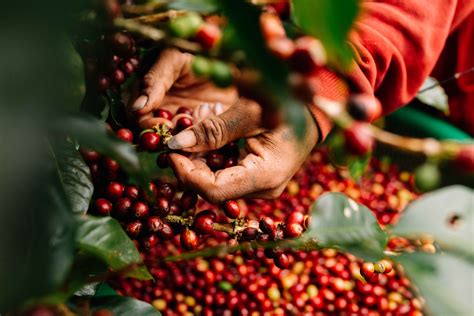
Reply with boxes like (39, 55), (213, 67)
(291, 0), (359, 69)
(49, 139), (93, 214)
(90, 295), (160, 316)
(398, 252), (474, 315)
(393, 186), (474, 261)
(76, 216), (152, 280)
(305, 192), (387, 260)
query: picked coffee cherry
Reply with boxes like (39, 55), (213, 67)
(223, 200), (240, 219)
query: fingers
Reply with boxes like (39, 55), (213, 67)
(167, 98), (264, 152)
(129, 49), (193, 115)
(169, 152), (262, 203)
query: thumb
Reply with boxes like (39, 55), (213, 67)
(167, 98), (263, 152)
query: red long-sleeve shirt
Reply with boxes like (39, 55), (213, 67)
(311, 0), (474, 138)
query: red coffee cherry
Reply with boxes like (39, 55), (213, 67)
(157, 183), (175, 200)
(93, 309), (113, 316)
(360, 262), (375, 280)
(124, 185), (140, 200)
(206, 152), (225, 171)
(240, 227), (259, 242)
(147, 216), (162, 233)
(116, 128), (134, 143)
(120, 61), (134, 75)
(181, 229), (200, 250)
(95, 198), (112, 216)
(259, 217), (276, 234)
(157, 222), (174, 241)
(198, 209), (217, 220)
(132, 202), (149, 218)
(114, 197), (132, 217)
(286, 211), (304, 225)
(140, 132), (161, 151)
(260, 12), (286, 42)
(195, 23), (222, 50)
(223, 157), (238, 168)
(179, 191), (198, 211)
(175, 117), (193, 133)
(153, 197), (170, 217)
(344, 122), (375, 155)
(126, 220), (143, 238)
(102, 157), (120, 174)
(156, 108), (173, 120)
(455, 145), (474, 173)
(80, 148), (101, 164)
(193, 212), (214, 235)
(176, 107), (192, 115)
(348, 94), (382, 122)
(290, 36), (326, 74)
(111, 69), (125, 85)
(97, 75), (110, 92)
(105, 182), (124, 200)
(378, 259), (393, 274)
(106, 31), (134, 58)
(156, 152), (170, 169)
(143, 234), (159, 249)
(267, 37), (295, 60)
(242, 246), (256, 260)
(284, 223), (303, 238)
(273, 252), (290, 269)
(105, 55), (121, 73)
(223, 200), (240, 219)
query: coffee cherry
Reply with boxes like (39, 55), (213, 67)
(223, 157), (238, 168)
(143, 234), (159, 249)
(106, 182), (124, 200)
(242, 247), (256, 260)
(414, 162), (440, 192)
(176, 106), (192, 115)
(206, 152), (225, 171)
(181, 229), (200, 250)
(24, 306), (57, 316)
(175, 117), (193, 133)
(120, 61), (134, 75)
(124, 185), (140, 200)
(344, 122), (375, 155)
(129, 57), (139, 68)
(259, 217), (276, 234)
(116, 128), (134, 143)
(133, 202), (149, 218)
(240, 227), (259, 241)
(195, 23), (221, 50)
(223, 200), (240, 219)
(97, 75), (110, 91)
(198, 209), (217, 220)
(147, 216), (162, 233)
(102, 157), (120, 175)
(290, 36), (327, 74)
(111, 69), (125, 85)
(191, 56), (212, 77)
(93, 309), (113, 316)
(153, 197), (170, 217)
(180, 191), (198, 211)
(260, 12), (286, 42)
(455, 145), (474, 173)
(140, 132), (161, 151)
(284, 223), (303, 238)
(107, 32), (133, 57)
(126, 220), (143, 238)
(157, 183), (175, 200)
(267, 37), (295, 59)
(105, 55), (121, 73)
(210, 61), (233, 88)
(193, 213), (214, 235)
(156, 108), (173, 120)
(274, 252), (290, 269)
(379, 259), (393, 274)
(95, 198), (113, 216)
(80, 148), (101, 163)
(169, 13), (203, 39)
(114, 197), (132, 217)
(348, 94), (382, 122)
(156, 152), (170, 169)
(157, 222), (174, 241)
(287, 211), (304, 225)
(360, 262), (375, 280)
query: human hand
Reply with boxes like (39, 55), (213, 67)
(167, 99), (319, 203)
(128, 48), (237, 129)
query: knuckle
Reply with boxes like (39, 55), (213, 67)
(203, 189), (226, 204)
(143, 73), (155, 88)
(198, 118), (228, 149)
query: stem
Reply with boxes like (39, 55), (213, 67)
(131, 10), (187, 24)
(114, 18), (166, 41)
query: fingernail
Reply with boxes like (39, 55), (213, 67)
(201, 103), (210, 110)
(214, 102), (224, 115)
(131, 95), (148, 111)
(168, 130), (197, 150)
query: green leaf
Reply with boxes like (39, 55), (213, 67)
(49, 139), (93, 214)
(53, 114), (147, 186)
(393, 185), (474, 262)
(76, 216), (152, 280)
(81, 93), (110, 120)
(348, 154), (370, 179)
(305, 192), (387, 260)
(90, 295), (161, 316)
(167, 0), (217, 13)
(398, 252), (474, 315)
(291, 0), (359, 69)
(417, 77), (449, 115)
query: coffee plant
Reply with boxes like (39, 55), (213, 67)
(0, 0), (473, 315)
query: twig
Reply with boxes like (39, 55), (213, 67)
(131, 10), (187, 24)
(114, 18), (166, 41)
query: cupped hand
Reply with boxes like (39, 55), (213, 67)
(129, 48), (237, 128)
(167, 99), (319, 203)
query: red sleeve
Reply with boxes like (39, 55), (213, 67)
(309, 0), (474, 140)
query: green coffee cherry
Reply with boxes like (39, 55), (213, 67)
(191, 56), (212, 77)
(169, 13), (203, 38)
(210, 61), (233, 88)
(414, 162), (441, 192)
